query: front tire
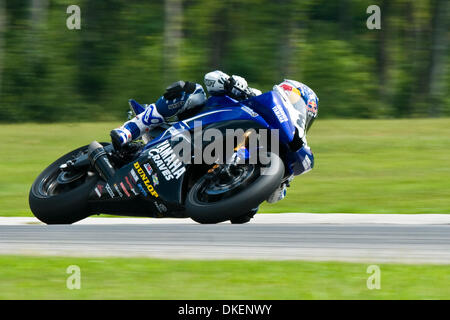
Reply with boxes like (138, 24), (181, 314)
(230, 207), (259, 224)
(29, 145), (100, 224)
(186, 152), (284, 224)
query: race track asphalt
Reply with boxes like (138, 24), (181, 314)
(0, 214), (449, 264)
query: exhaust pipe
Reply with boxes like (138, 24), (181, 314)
(88, 141), (116, 181)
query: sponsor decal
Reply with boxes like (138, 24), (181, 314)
(307, 100), (318, 113)
(154, 201), (167, 213)
(136, 183), (148, 197)
(130, 169), (139, 182)
(167, 100), (185, 110)
(168, 126), (185, 137)
(94, 184), (103, 198)
(125, 176), (139, 196)
(148, 140), (186, 180)
(302, 155), (312, 173)
(280, 84), (293, 92)
(298, 86), (305, 97)
(120, 182), (131, 198)
(241, 106), (259, 117)
(143, 107), (152, 124)
(105, 184), (115, 198)
(281, 83), (301, 96)
(133, 162), (159, 197)
(144, 163), (153, 176)
(152, 174), (159, 186)
(272, 105), (289, 123)
(204, 79), (216, 87)
(114, 183), (123, 198)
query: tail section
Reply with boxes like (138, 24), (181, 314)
(128, 99), (146, 115)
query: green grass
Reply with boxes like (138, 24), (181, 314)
(0, 255), (448, 299)
(0, 119), (449, 217)
(265, 118), (450, 214)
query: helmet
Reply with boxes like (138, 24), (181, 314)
(277, 80), (318, 134)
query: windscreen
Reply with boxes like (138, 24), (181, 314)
(272, 85), (307, 141)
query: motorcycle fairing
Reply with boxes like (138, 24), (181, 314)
(89, 90), (314, 217)
(88, 157), (186, 218)
(243, 91), (296, 145)
(287, 145), (315, 176)
(142, 104), (270, 152)
(88, 104), (270, 218)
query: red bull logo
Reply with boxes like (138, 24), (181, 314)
(307, 100), (318, 113)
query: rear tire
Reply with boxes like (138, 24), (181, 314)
(29, 145), (100, 224)
(186, 153), (284, 224)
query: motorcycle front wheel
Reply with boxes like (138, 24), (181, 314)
(185, 152), (284, 224)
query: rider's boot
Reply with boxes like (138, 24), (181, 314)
(266, 183), (287, 204)
(110, 103), (164, 150)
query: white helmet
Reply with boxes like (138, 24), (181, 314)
(278, 80), (318, 134)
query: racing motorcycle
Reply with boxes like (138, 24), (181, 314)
(29, 87), (314, 224)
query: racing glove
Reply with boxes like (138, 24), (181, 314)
(226, 75), (261, 99)
(204, 70), (261, 100)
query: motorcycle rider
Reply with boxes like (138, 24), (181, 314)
(111, 70), (319, 204)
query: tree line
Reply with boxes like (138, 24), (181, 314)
(0, 0), (448, 123)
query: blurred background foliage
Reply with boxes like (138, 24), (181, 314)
(0, 0), (448, 123)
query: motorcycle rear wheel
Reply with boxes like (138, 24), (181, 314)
(29, 145), (100, 224)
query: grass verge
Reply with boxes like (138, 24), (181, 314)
(0, 255), (448, 299)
